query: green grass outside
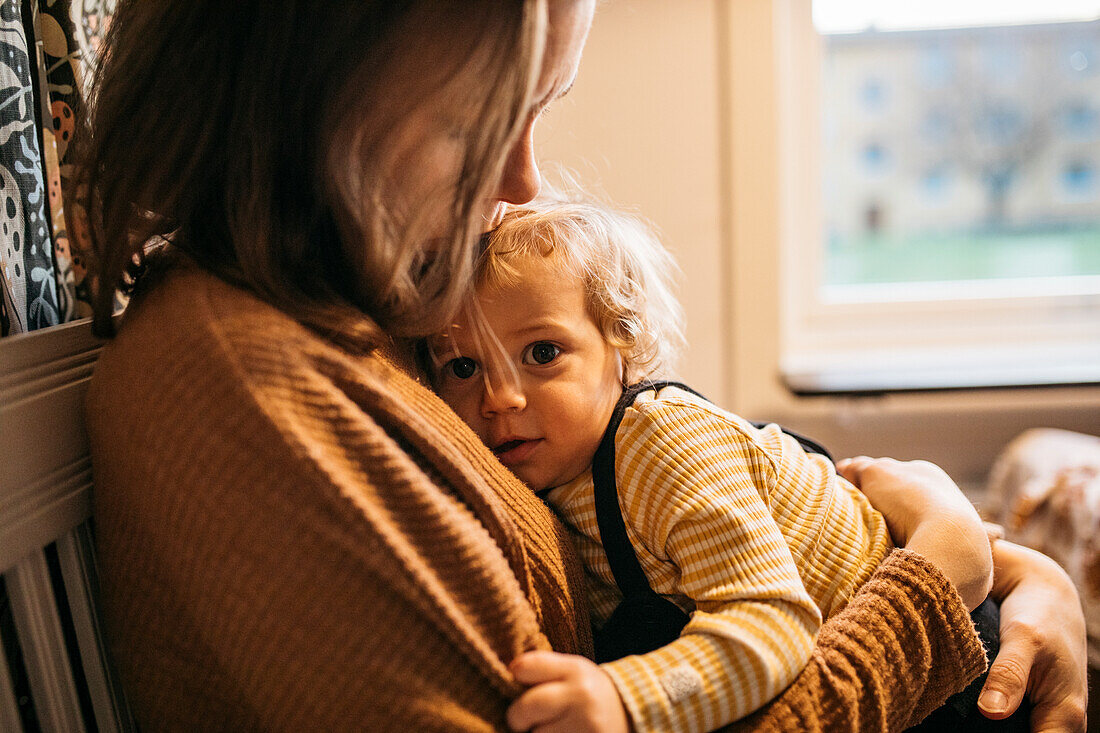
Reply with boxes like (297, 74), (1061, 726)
(825, 227), (1100, 285)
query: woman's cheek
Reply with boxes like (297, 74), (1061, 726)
(384, 130), (467, 237)
(420, 135), (466, 194)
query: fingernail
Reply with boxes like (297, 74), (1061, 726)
(979, 690), (1007, 714)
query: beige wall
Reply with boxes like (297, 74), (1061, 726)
(534, 1), (728, 403)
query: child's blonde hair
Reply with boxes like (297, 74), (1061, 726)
(478, 191), (685, 382)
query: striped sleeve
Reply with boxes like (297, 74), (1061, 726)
(599, 396), (822, 733)
(749, 422), (890, 618)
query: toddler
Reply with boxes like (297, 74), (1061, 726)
(426, 195), (998, 733)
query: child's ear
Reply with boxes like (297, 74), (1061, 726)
(615, 350), (629, 387)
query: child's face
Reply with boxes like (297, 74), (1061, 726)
(430, 256), (623, 491)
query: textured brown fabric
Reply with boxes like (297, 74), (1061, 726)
(87, 267), (592, 731)
(86, 267), (985, 732)
(730, 549), (987, 733)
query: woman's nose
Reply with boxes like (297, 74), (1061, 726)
(481, 378), (527, 416)
(494, 122), (540, 205)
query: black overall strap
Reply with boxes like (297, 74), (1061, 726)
(754, 420), (833, 463)
(591, 380), (833, 600)
(591, 381), (695, 597)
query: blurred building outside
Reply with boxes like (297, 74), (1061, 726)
(821, 18), (1100, 286)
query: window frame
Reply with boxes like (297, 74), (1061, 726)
(774, 0), (1100, 393)
(719, 0), (1100, 487)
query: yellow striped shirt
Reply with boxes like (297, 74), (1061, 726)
(545, 386), (891, 733)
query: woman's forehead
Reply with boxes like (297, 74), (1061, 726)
(535, 0), (594, 108)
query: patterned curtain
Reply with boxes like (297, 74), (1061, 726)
(0, 0), (57, 335)
(0, 0), (109, 337)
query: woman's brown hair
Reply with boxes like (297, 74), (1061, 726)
(75, 0), (547, 348)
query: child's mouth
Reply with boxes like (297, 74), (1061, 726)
(492, 438), (541, 466)
(493, 439), (526, 456)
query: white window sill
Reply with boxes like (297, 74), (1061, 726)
(782, 342), (1100, 394)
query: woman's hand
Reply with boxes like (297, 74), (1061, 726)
(836, 456), (993, 611)
(978, 539), (1087, 733)
(506, 651), (629, 733)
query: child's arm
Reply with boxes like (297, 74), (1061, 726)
(836, 456), (993, 610)
(506, 448), (1004, 733)
(584, 399), (823, 733)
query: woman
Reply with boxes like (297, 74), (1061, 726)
(77, 1), (1085, 731)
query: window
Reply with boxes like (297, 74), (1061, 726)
(859, 78), (888, 111)
(1062, 101), (1099, 138)
(921, 107), (954, 143)
(919, 46), (954, 87)
(981, 40), (1024, 84)
(859, 141), (889, 173)
(1061, 159), (1098, 196)
(782, 1), (1100, 392)
(919, 165), (952, 202)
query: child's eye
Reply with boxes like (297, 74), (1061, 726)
(444, 356), (479, 379)
(523, 342), (561, 366)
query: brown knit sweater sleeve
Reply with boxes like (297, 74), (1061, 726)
(726, 548), (988, 733)
(86, 270), (590, 732)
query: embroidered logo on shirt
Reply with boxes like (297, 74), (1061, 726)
(659, 664), (704, 702)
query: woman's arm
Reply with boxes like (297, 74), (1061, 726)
(505, 551), (985, 733)
(840, 457), (1089, 732)
(978, 540), (1088, 733)
(723, 457), (1000, 732)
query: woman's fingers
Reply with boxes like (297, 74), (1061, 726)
(985, 541), (1088, 732)
(980, 633), (1087, 732)
(978, 633), (1034, 719)
(837, 456), (992, 609)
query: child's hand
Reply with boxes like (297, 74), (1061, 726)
(837, 456), (993, 611)
(506, 650), (629, 733)
(836, 456), (972, 544)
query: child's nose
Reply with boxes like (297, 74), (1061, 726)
(481, 379), (526, 416)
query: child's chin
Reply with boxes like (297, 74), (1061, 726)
(515, 471), (549, 492)
(517, 474), (541, 490)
